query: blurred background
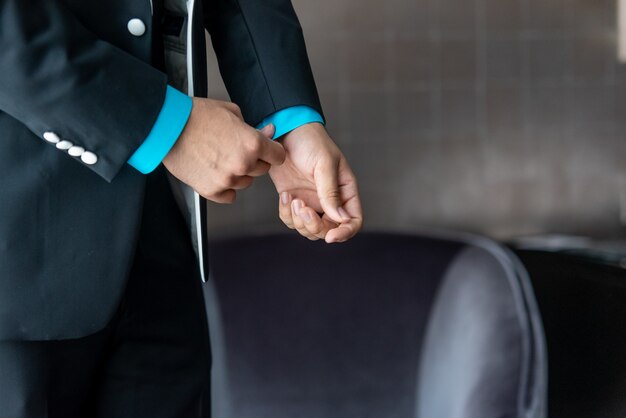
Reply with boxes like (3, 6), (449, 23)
(205, 0), (626, 241)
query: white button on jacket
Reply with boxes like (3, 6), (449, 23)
(81, 151), (98, 165)
(68, 146), (85, 157)
(43, 132), (60, 144)
(127, 18), (146, 37)
(56, 140), (73, 150)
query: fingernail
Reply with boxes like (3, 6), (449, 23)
(262, 123), (274, 135)
(338, 207), (351, 221)
(301, 210), (312, 223)
(280, 192), (289, 205)
(292, 200), (303, 213)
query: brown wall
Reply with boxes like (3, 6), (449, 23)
(205, 0), (626, 240)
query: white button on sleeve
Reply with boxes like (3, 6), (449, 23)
(127, 19), (146, 37)
(81, 151), (98, 165)
(68, 146), (85, 157)
(43, 132), (60, 144)
(56, 140), (73, 150)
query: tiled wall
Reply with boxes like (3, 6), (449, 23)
(205, 0), (626, 239)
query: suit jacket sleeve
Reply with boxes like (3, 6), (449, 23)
(203, 0), (324, 126)
(0, 0), (168, 182)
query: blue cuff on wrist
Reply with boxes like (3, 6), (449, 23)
(256, 105), (324, 140)
(128, 86), (193, 174)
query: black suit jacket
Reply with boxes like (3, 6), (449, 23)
(0, 0), (322, 340)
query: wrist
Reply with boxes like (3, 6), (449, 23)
(281, 121), (326, 143)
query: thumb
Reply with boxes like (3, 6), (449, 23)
(314, 159), (350, 224)
(258, 123), (276, 140)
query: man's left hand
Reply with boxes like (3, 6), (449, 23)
(269, 123), (363, 243)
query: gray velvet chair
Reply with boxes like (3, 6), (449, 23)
(204, 232), (547, 418)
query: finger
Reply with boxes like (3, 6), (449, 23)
(292, 199), (318, 241)
(278, 192), (295, 229)
(298, 206), (337, 240)
(325, 211), (363, 243)
(211, 189), (237, 204)
(258, 123), (276, 139)
(338, 164), (364, 225)
(323, 161), (363, 243)
(325, 219), (362, 243)
(248, 160), (271, 177)
(227, 175), (254, 190)
(314, 158), (351, 224)
(257, 133), (286, 166)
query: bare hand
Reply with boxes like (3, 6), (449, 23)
(163, 97), (285, 203)
(270, 123), (363, 243)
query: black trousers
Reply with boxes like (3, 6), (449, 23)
(0, 167), (211, 418)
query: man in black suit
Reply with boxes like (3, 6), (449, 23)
(0, 0), (363, 416)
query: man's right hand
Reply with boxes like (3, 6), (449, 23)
(163, 97), (285, 203)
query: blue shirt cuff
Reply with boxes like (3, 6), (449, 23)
(256, 105), (324, 140)
(128, 86), (192, 174)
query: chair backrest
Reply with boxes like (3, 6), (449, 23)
(204, 232), (546, 418)
(417, 240), (547, 418)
